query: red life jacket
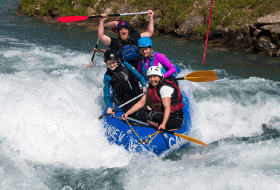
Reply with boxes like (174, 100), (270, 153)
(147, 79), (184, 114)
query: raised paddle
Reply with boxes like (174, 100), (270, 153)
(170, 70), (217, 82)
(126, 117), (208, 147)
(98, 93), (144, 120)
(57, 12), (149, 22)
(86, 38), (99, 68)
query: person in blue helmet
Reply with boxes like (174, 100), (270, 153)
(137, 37), (176, 81)
(103, 49), (147, 121)
(98, 10), (154, 69)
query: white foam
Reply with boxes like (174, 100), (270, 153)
(0, 45), (132, 169)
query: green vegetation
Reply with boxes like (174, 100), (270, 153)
(19, 0), (280, 35)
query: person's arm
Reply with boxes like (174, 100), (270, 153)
(122, 94), (147, 120)
(98, 13), (111, 46)
(140, 10), (154, 37)
(123, 61), (146, 88)
(103, 73), (112, 109)
(94, 47), (106, 54)
(158, 97), (171, 130)
(155, 52), (176, 78)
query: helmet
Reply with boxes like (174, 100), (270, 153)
(138, 37), (153, 48)
(146, 66), (163, 78)
(104, 50), (118, 63)
(117, 21), (129, 30)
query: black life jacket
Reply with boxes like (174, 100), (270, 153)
(108, 63), (139, 96)
(147, 79), (184, 114)
(117, 36), (140, 68)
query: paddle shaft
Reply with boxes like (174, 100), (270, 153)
(91, 39), (99, 61)
(98, 93), (144, 120)
(88, 12), (149, 18)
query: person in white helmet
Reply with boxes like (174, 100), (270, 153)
(122, 66), (184, 131)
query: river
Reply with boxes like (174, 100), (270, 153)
(1, 0), (280, 189)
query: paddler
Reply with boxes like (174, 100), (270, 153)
(90, 20), (142, 55)
(122, 66), (184, 131)
(137, 36), (177, 81)
(98, 10), (154, 69)
(103, 49), (147, 121)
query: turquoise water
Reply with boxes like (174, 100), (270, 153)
(1, 0), (280, 189)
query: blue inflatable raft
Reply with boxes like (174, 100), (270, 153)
(100, 64), (192, 155)
(102, 92), (192, 155)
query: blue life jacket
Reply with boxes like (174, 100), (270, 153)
(117, 37), (140, 67)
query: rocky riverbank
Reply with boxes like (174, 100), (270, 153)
(17, 0), (280, 57)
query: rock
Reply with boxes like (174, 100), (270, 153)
(255, 14), (280, 27)
(105, 2), (117, 15)
(35, 4), (40, 14)
(255, 37), (277, 55)
(175, 16), (204, 36)
(87, 7), (95, 16)
(240, 24), (250, 36)
(209, 27), (229, 40)
(51, 9), (60, 17)
(249, 24), (257, 36)
(190, 32), (204, 40)
(253, 29), (261, 37)
(164, 25), (176, 34)
(72, 1), (81, 10)
(130, 15), (142, 28)
(245, 46), (254, 52)
(227, 29), (244, 47)
(276, 49), (280, 57)
(241, 35), (253, 49)
(261, 24), (280, 34)
(117, 4), (132, 14)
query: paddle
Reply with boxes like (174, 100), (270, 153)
(57, 12), (149, 22)
(126, 117), (208, 147)
(98, 93), (144, 120)
(170, 70), (217, 82)
(86, 39), (99, 68)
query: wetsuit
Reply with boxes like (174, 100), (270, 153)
(103, 61), (146, 121)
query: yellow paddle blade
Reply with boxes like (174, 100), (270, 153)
(184, 70), (217, 82)
(173, 132), (208, 147)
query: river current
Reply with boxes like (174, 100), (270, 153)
(1, 0), (280, 189)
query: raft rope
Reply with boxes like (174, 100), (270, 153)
(111, 102), (143, 144)
(110, 102), (180, 145)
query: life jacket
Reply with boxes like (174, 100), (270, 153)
(117, 36), (140, 67)
(147, 79), (184, 114)
(140, 52), (177, 80)
(108, 63), (139, 96)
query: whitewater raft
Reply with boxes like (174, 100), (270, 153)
(100, 64), (192, 155)
(102, 92), (192, 155)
